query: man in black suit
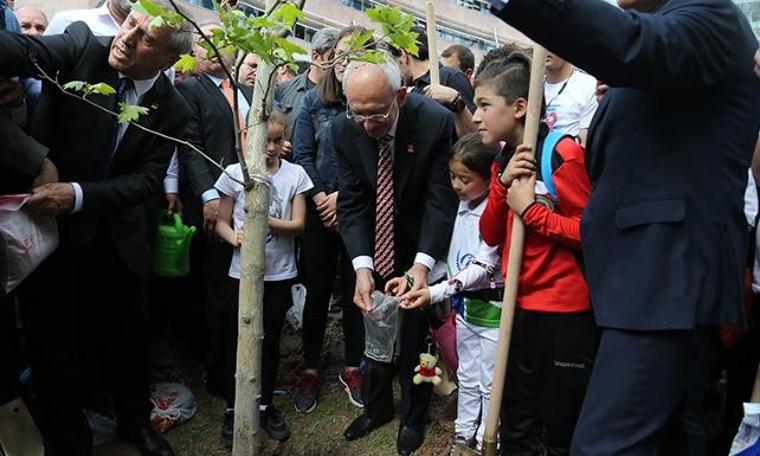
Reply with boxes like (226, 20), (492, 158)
(334, 60), (458, 455)
(488, 0), (760, 453)
(0, 3), (193, 454)
(174, 22), (252, 400)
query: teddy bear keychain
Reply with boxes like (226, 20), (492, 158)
(412, 337), (442, 386)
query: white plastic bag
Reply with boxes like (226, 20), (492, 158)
(363, 291), (399, 363)
(84, 410), (118, 446)
(150, 383), (197, 433)
(730, 403), (760, 455)
(286, 283), (307, 330)
(0, 195), (58, 293)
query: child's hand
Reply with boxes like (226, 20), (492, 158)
(503, 144), (535, 187)
(399, 288), (432, 309)
(384, 276), (408, 296)
(507, 174), (536, 215)
(236, 230), (244, 247)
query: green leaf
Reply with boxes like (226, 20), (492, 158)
(353, 50), (388, 64)
(269, 2), (304, 29)
(135, 0), (168, 18)
(174, 54), (197, 73)
(148, 15), (167, 30)
(117, 103), (150, 124)
(273, 37), (306, 62)
(62, 81), (87, 93)
(88, 83), (116, 96)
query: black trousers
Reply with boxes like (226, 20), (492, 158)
(19, 237), (152, 456)
(223, 278), (294, 408)
(501, 309), (597, 456)
(0, 289), (20, 406)
(301, 204), (364, 369)
(571, 327), (721, 456)
(362, 287), (433, 431)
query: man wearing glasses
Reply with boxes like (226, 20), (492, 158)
(332, 60), (458, 456)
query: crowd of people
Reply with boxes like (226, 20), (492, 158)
(2, 0), (760, 455)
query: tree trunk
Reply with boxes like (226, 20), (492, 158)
(232, 2), (278, 453)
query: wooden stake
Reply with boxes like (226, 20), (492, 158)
(481, 45), (548, 456)
(232, 1), (278, 454)
(425, 1), (440, 86)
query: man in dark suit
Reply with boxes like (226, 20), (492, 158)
(488, 0), (760, 453)
(0, 4), (193, 454)
(174, 22), (252, 400)
(334, 60), (458, 455)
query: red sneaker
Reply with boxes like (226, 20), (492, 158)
(294, 371), (319, 413)
(339, 368), (364, 408)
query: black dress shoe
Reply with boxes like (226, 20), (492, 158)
(344, 414), (392, 441)
(397, 425), (424, 456)
(120, 423), (174, 456)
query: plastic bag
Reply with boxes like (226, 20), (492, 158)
(84, 410), (118, 446)
(0, 195), (58, 293)
(286, 283), (307, 330)
(731, 403), (760, 455)
(363, 291), (399, 363)
(150, 383), (197, 433)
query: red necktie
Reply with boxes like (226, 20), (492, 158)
(375, 134), (395, 278)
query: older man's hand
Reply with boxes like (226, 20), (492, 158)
(754, 49), (760, 79)
(27, 183), (75, 216)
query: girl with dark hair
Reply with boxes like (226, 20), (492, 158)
(475, 53), (597, 455)
(291, 25), (373, 414)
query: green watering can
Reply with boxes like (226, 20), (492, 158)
(152, 213), (196, 277)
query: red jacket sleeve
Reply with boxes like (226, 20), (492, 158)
(521, 138), (591, 251)
(480, 161), (509, 247)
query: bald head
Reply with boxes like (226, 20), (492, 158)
(343, 61), (405, 139)
(16, 7), (48, 37)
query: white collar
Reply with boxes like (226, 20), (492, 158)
(206, 74), (225, 87)
(458, 197), (487, 216)
(119, 72), (161, 99)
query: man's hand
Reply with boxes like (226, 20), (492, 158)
(384, 276), (408, 297)
(203, 199), (220, 234)
(317, 191), (338, 229)
(387, 263), (430, 297)
(27, 183), (75, 216)
(236, 230), (244, 247)
(595, 81), (609, 102)
(32, 158), (59, 188)
(422, 84), (458, 106)
(0, 79), (25, 107)
(399, 288), (432, 310)
(354, 268), (375, 311)
(503, 145), (535, 187)
(281, 140), (293, 159)
(166, 193), (182, 214)
(507, 174), (536, 215)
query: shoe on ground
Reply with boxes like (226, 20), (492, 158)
(339, 368), (364, 408)
(261, 405), (291, 442)
(294, 370), (319, 413)
(344, 413), (393, 441)
(220, 409), (233, 449)
(397, 425), (424, 456)
(119, 421), (174, 456)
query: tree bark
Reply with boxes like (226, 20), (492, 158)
(232, 1), (278, 453)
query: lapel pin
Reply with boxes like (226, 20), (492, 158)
(150, 102), (159, 110)
(407, 144), (414, 154)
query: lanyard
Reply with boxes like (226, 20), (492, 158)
(545, 69), (574, 109)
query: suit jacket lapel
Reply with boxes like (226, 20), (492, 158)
(393, 105), (416, 199)
(115, 73), (170, 159)
(199, 73), (232, 118)
(354, 121), (379, 189)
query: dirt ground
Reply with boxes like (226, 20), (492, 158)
(96, 309), (458, 456)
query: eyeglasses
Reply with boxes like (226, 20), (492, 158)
(346, 99), (397, 123)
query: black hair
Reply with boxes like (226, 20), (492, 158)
(474, 51), (546, 119)
(450, 133), (499, 181)
(389, 25), (429, 61)
(317, 25), (373, 106)
(475, 43), (530, 78)
(441, 44), (475, 72)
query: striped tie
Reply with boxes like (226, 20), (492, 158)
(375, 134), (395, 278)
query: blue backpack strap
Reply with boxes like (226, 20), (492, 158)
(540, 130), (566, 202)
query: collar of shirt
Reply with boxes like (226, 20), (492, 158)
(119, 71), (160, 100)
(457, 197), (487, 217)
(94, 3), (120, 34)
(295, 70), (312, 92)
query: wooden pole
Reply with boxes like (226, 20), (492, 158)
(232, 0), (278, 454)
(481, 45), (548, 456)
(425, 1), (440, 86)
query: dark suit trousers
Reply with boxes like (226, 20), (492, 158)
(570, 328), (721, 456)
(301, 204), (364, 369)
(363, 277), (433, 431)
(0, 289), (20, 406)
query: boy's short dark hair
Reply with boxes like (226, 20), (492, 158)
(441, 44), (475, 73)
(475, 43), (530, 78)
(474, 51), (546, 118)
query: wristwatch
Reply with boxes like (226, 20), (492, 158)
(449, 93), (466, 113)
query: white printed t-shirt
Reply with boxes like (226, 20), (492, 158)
(215, 160), (313, 281)
(544, 70), (598, 137)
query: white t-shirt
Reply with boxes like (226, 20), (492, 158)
(215, 161), (313, 281)
(544, 69), (598, 137)
(744, 169), (760, 293)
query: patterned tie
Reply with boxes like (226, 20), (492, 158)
(221, 78), (247, 155)
(375, 134), (395, 278)
(97, 77), (133, 178)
